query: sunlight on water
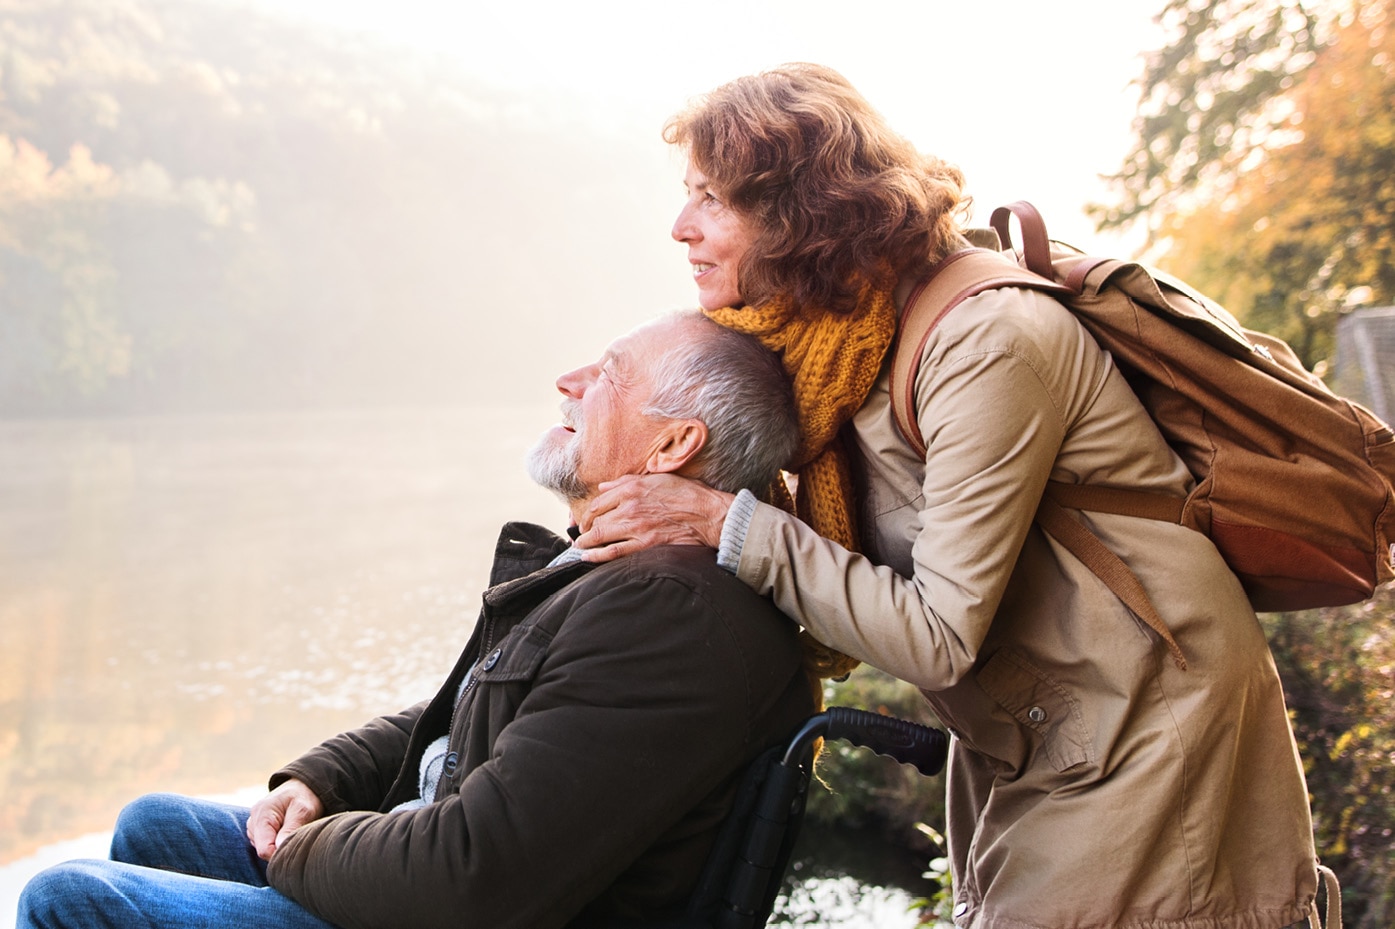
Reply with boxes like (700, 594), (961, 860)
(772, 874), (929, 928)
(0, 407), (560, 867)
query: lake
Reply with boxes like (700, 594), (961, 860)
(0, 408), (932, 928)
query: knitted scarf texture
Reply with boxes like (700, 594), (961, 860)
(706, 275), (898, 681)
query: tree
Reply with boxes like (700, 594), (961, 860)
(1099, 0), (1395, 371)
(0, 138), (132, 398)
(0, 0), (684, 416)
(1094, 0), (1328, 235)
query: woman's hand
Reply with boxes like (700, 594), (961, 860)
(574, 473), (734, 563)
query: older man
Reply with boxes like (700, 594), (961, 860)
(19, 312), (813, 929)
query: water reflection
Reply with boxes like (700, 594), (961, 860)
(0, 408), (558, 863)
(771, 822), (941, 928)
(773, 875), (923, 929)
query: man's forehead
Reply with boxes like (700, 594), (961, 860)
(609, 316), (698, 366)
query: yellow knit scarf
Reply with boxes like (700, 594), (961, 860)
(706, 274), (899, 682)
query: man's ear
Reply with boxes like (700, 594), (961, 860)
(645, 419), (708, 475)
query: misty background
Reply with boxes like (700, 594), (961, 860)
(0, 0), (1160, 418)
(0, 0), (697, 415)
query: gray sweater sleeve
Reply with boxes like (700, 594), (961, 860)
(716, 488), (758, 574)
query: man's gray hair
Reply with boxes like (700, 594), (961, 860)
(643, 311), (799, 494)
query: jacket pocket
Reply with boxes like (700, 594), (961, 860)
(977, 648), (1093, 773)
(474, 623), (552, 684)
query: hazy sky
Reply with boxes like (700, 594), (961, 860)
(220, 0), (1170, 253)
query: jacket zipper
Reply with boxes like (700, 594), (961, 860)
(448, 612), (496, 738)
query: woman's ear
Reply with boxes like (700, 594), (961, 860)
(645, 419), (708, 475)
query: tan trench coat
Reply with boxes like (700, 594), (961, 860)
(734, 284), (1319, 928)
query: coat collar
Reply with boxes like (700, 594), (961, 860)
(483, 520), (595, 613)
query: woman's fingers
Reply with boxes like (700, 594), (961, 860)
(575, 473), (732, 553)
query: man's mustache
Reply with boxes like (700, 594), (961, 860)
(560, 399), (582, 433)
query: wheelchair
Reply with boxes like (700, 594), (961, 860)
(679, 707), (949, 929)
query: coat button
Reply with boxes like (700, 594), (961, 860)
(442, 752), (459, 776)
(953, 902), (969, 918)
(482, 648), (502, 671)
(1027, 706), (1047, 723)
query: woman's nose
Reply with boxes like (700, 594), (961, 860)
(671, 202), (697, 243)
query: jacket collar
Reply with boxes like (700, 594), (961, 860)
(483, 520), (595, 613)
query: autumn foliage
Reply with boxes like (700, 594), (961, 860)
(1150, 1), (1395, 370)
(1100, 4), (1395, 923)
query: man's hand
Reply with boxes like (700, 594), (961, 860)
(247, 778), (325, 861)
(574, 473), (733, 562)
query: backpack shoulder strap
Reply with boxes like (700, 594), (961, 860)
(890, 249), (1067, 458)
(888, 236), (1189, 670)
(1037, 492), (1187, 670)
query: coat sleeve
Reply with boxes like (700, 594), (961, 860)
(736, 288), (1091, 690)
(270, 703), (425, 814)
(265, 563), (805, 929)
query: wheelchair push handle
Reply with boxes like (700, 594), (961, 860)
(826, 707), (949, 776)
(783, 707), (949, 777)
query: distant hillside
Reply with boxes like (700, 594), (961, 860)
(0, 0), (688, 415)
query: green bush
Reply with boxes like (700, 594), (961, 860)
(1264, 590), (1395, 929)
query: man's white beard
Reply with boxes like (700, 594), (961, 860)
(525, 406), (588, 502)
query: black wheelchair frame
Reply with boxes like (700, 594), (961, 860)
(680, 707), (949, 929)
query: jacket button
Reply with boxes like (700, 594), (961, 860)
(1027, 706), (1047, 723)
(953, 902), (969, 918)
(442, 752), (459, 776)
(482, 648), (502, 671)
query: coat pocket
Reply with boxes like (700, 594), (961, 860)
(474, 623), (552, 684)
(977, 648), (1093, 773)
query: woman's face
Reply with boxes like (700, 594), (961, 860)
(671, 162), (758, 311)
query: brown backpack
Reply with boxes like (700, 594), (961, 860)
(891, 201), (1395, 647)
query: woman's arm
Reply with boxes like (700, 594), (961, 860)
(741, 345), (1066, 688)
(740, 288), (1128, 689)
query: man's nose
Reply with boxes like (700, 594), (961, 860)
(555, 364), (593, 398)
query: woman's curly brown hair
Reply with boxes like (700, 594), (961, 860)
(665, 63), (968, 314)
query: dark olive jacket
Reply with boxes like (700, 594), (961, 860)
(265, 521), (812, 929)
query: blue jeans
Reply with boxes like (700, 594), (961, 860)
(16, 793), (341, 929)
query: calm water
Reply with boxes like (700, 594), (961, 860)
(0, 408), (929, 927)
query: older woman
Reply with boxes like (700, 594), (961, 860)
(577, 64), (1320, 929)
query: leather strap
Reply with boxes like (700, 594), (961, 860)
(891, 250), (1067, 458)
(889, 215), (1191, 670)
(990, 201), (1055, 279)
(1045, 480), (1186, 524)
(1036, 495), (1188, 670)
